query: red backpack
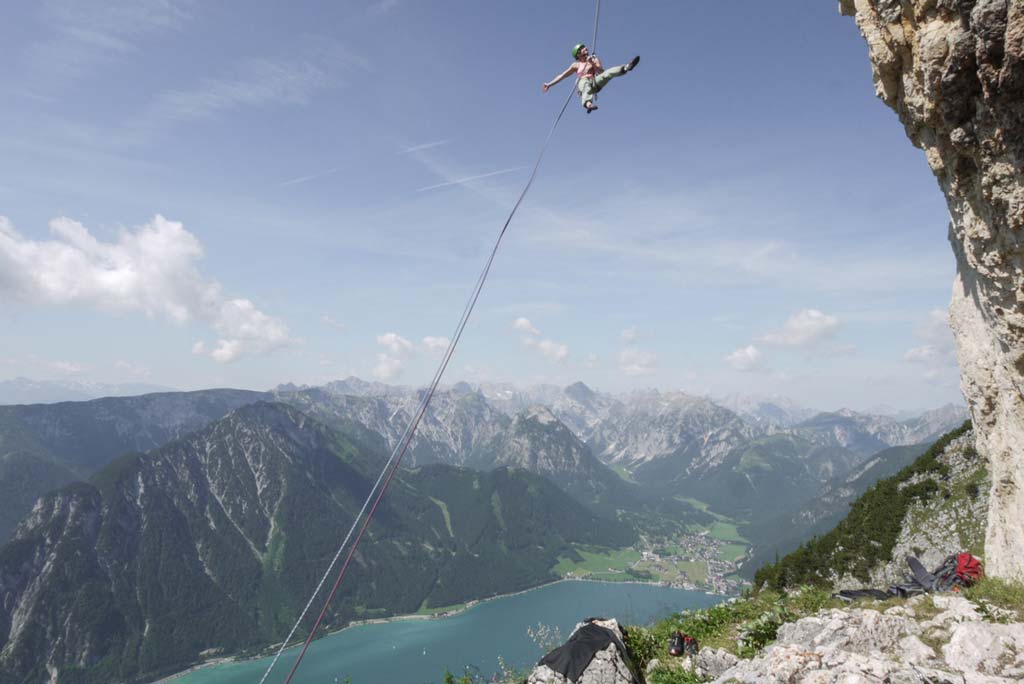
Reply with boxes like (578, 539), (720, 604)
(954, 553), (985, 586)
(899, 553), (984, 596)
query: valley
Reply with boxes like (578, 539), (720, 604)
(5, 3), (1021, 682)
(0, 380), (966, 684)
(552, 496), (751, 594)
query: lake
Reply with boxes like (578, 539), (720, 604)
(172, 581), (722, 684)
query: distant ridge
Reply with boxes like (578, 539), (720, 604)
(0, 376), (176, 405)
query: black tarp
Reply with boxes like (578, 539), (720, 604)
(535, 620), (639, 684)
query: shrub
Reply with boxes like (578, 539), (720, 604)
(622, 624), (659, 672)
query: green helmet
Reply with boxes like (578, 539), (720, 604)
(572, 43), (586, 59)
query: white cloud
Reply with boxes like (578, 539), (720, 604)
(760, 309), (840, 348)
(827, 343), (858, 357)
(514, 318), (568, 364)
(904, 309), (957, 379)
(513, 317), (541, 336)
(0, 215), (295, 363)
(904, 345), (943, 363)
(205, 299), (292, 363)
(114, 360), (150, 378)
(321, 314), (347, 332)
(725, 345), (764, 372)
(127, 44), (364, 142)
(919, 309), (954, 347)
(619, 347), (658, 377)
(47, 360), (86, 376)
(373, 354), (404, 381)
(377, 332), (414, 356)
(621, 327), (639, 344)
(584, 353), (600, 369)
(144, 57), (331, 128)
(422, 336), (450, 353)
(373, 332), (415, 380)
(27, 0), (194, 83)
(521, 336), (571, 364)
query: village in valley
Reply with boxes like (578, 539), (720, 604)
(554, 520), (750, 595)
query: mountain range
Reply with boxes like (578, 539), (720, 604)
(0, 377), (175, 405)
(0, 380), (967, 547)
(0, 402), (632, 684)
(0, 377), (970, 682)
(276, 381), (965, 525)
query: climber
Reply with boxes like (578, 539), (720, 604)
(542, 44), (640, 113)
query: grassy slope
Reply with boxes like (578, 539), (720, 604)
(552, 545), (643, 580)
(619, 423), (1014, 684)
(753, 422), (973, 590)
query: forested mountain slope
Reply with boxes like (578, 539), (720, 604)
(0, 402), (630, 684)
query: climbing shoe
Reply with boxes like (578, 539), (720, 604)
(668, 631), (698, 657)
(625, 55), (640, 72)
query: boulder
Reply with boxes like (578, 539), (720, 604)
(525, 618), (641, 684)
(696, 647), (738, 678)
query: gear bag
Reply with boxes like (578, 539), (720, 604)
(892, 553), (984, 597)
(836, 552), (984, 601)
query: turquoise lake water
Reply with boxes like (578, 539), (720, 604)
(173, 581), (722, 684)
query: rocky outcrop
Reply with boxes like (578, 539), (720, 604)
(840, 0), (1024, 579)
(525, 619), (641, 684)
(711, 595), (1024, 684)
(833, 430), (989, 590)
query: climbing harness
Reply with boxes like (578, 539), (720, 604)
(260, 3), (603, 682)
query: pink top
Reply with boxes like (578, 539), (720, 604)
(576, 59), (598, 80)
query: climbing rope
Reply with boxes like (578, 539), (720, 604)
(260, 3), (602, 683)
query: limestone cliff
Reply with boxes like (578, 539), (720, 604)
(840, 0), (1023, 579)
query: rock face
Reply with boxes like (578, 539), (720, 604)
(489, 407), (629, 509)
(711, 595), (1024, 684)
(841, 0), (1024, 579)
(587, 391), (758, 482)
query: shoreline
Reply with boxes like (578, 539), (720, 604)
(149, 577), (720, 684)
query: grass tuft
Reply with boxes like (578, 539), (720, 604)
(966, 577), (1024, 622)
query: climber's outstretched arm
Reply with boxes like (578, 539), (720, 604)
(543, 65), (576, 92)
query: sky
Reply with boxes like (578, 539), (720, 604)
(0, 0), (964, 413)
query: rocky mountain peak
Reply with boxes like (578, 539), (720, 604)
(563, 381), (596, 404)
(519, 405), (561, 427)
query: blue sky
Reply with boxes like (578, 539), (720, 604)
(0, 1), (962, 412)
